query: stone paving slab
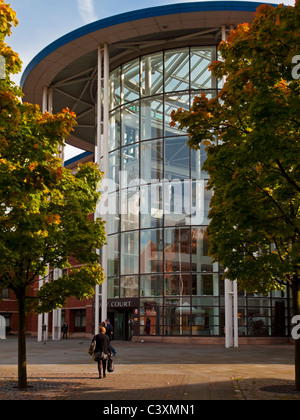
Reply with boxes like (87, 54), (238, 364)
(0, 337), (299, 400)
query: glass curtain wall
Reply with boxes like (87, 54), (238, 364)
(106, 46), (291, 337)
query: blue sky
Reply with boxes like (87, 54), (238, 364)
(9, 0), (295, 83)
(7, 0), (295, 159)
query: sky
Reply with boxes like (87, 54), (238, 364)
(7, 0), (296, 159)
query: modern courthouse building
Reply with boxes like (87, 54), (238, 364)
(1, 1), (293, 343)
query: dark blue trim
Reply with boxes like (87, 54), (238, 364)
(21, 1), (277, 88)
(64, 151), (93, 167)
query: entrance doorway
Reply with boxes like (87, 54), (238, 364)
(108, 310), (134, 341)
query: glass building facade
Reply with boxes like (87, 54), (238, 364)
(104, 47), (292, 338)
(21, 2), (293, 341)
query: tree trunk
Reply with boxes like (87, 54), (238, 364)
(291, 280), (300, 391)
(17, 287), (27, 389)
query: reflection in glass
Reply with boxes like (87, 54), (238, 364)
(164, 274), (191, 296)
(191, 227), (217, 272)
(140, 275), (163, 297)
(192, 273), (219, 295)
(164, 227), (191, 272)
(120, 231), (139, 275)
(140, 229), (163, 273)
(140, 298), (163, 335)
(120, 275), (139, 297)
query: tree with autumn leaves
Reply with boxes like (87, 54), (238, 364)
(0, 1), (105, 388)
(172, 2), (300, 389)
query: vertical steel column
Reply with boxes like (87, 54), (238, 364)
(37, 87), (49, 342)
(222, 25), (239, 348)
(95, 43), (109, 335)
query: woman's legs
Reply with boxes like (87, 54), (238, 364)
(97, 359), (102, 378)
(102, 359), (107, 377)
(97, 359), (107, 378)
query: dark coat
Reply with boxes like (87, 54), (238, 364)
(92, 333), (111, 355)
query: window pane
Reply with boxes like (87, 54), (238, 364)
(164, 93), (189, 137)
(121, 144), (139, 185)
(121, 102), (139, 146)
(120, 275), (139, 297)
(164, 227), (191, 272)
(141, 53), (163, 96)
(109, 109), (120, 151)
(107, 192), (119, 234)
(165, 49), (189, 92)
(108, 151), (119, 192)
(141, 139), (163, 183)
(141, 96), (163, 140)
(191, 181), (212, 225)
(191, 227), (217, 272)
(120, 187), (139, 231)
(120, 231), (139, 274)
(191, 143), (209, 180)
(140, 275), (163, 297)
(164, 137), (190, 181)
(107, 234), (119, 277)
(140, 298), (163, 335)
(190, 47), (217, 90)
(164, 274), (191, 296)
(107, 277), (119, 299)
(164, 180), (190, 227)
(110, 67), (121, 109)
(192, 274), (219, 296)
(140, 183), (163, 228)
(140, 229), (163, 273)
(122, 59), (140, 103)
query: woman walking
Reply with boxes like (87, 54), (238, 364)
(92, 326), (111, 378)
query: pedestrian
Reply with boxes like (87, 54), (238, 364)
(62, 321), (68, 339)
(91, 326), (111, 378)
(105, 319), (117, 356)
(144, 318), (151, 335)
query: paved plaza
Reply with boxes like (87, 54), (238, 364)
(0, 337), (299, 400)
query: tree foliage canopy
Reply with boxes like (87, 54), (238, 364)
(0, 0), (105, 314)
(171, 3), (300, 295)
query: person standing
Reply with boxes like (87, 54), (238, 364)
(62, 321), (68, 339)
(91, 326), (111, 378)
(105, 319), (117, 356)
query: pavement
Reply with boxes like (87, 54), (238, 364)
(0, 336), (299, 401)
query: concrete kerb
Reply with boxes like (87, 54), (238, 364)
(0, 337), (298, 400)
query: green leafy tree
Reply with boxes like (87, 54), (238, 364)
(0, 0), (105, 389)
(171, 2), (300, 389)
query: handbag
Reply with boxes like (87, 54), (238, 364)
(107, 356), (114, 373)
(88, 340), (96, 355)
